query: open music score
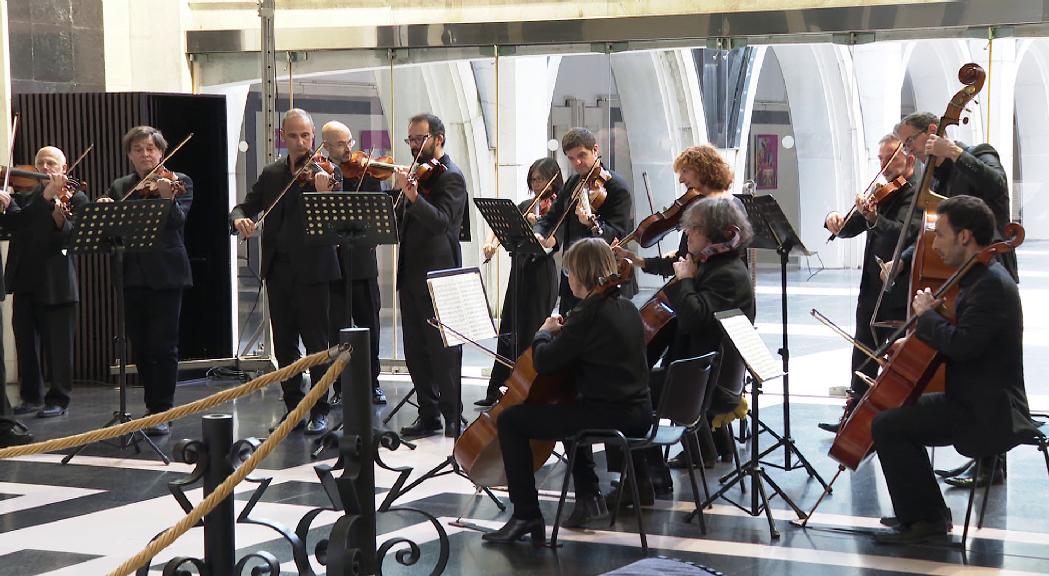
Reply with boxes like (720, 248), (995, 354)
(715, 309), (785, 383)
(426, 267), (497, 347)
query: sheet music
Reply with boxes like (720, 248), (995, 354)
(715, 310), (785, 383)
(427, 268), (498, 347)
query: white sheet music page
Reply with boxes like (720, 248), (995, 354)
(426, 268), (497, 347)
(715, 309), (785, 383)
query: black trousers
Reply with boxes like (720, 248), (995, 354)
(871, 392), (958, 525)
(12, 294), (75, 408)
(0, 305), (9, 415)
(399, 282), (461, 422)
(498, 401), (651, 520)
(851, 296), (906, 396)
(267, 260), (330, 417)
(556, 272), (581, 316)
(329, 277), (381, 392)
(486, 258), (557, 398)
(125, 287), (182, 414)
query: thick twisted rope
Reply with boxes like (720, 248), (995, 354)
(107, 345), (352, 576)
(0, 347), (340, 460)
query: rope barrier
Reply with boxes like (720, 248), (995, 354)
(107, 345), (352, 576)
(0, 345), (341, 460)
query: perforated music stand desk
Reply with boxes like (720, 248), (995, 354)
(64, 198), (172, 465)
(303, 192), (398, 248)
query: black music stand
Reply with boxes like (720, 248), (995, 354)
(303, 192), (397, 438)
(734, 194), (827, 489)
(473, 197), (547, 374)
(700, 309), (803, 539)
(62, 199), (172, 465)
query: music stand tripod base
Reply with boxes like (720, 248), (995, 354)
(63, 199), (174, 465)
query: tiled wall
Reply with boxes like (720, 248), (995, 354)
(7, 0), (105, 94)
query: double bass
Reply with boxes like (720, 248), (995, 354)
(453, 259), (634, 487)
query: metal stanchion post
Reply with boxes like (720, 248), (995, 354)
(201, 414), (235, 576)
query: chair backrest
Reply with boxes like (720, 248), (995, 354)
(657, 351), (718, 428)
(700, 342), (747, 417)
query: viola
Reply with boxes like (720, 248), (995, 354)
(638, 226), (743, 365)
(827, 175), (908, 242)
(454, 258), (634, 486)
(133, 165), (188, 198)
(617, 187), (709, 249)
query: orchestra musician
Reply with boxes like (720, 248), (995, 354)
(100, 126), (193, 436)
(482, 238), (651, 544)
(392, 113), (469, 439)
(231, 109), (339, 436)
(0, 188), (16, 422)
(319, 121), (387, 406)
(613, 194), (755, 505)
(817, 134), (921, 434)
(871, 195), (1036, 544)
(476, 158), (562, 407)
(534, 128), (636, 314)
(886, 112), (1017, 488)
(5, 147), (88, 418)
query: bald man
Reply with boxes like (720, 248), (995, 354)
(320, 121), (387, 405)
(231, 109), (341, 435)
(5, 146), (88, 418)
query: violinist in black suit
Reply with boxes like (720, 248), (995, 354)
(100, 126), (193, 436)
(871, 195), (1036, 545)
(5, 147), (88, 418)
(392, 113), (468, 439)
(0, 188), (17, 418)
(232, 109), (340, 436)
(534, 128), (635, 314)
(319, 120), (387, 406)
(482, 238), (651, 545)
(817, 134), (921, 434)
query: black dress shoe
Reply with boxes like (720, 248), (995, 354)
(817, 421), (841, 434)
(944, 460), (1005, 489)
(880, 516), (953, 532)
(330, 391), (342, 406)
(474, 393), (501, 407)
(37, 405), (67, 418)
(668, 453), (712, 470)
(935, 459), (974, 478)
(372, 388), (387, 405)
(305, 414), (329, 436)
(482, 516), (545, 545)
(874, 519), (950, 545)
(13, 403), (42, 416)
(144, 422), (170, 437)
(605, 482), (655, 509)
(561, 494), (609, 528)
(444, 422), (460, 438)
(400, 418), (442, 439)
(269, 414), (305, 433)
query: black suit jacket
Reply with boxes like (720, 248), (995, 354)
(394, 153), (468, 290)
(230, 157), (341, 285)
(834, 175), (922, 309)
(105, 173), (193, 290)
(3, 185), (88, 303)
(915, 261), (1036, 457)
(535, 168), (637, 298)
(338, 174), (383, 280)
(532, 290), (650, 407)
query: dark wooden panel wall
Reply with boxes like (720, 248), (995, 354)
(11, 92), (232, 384)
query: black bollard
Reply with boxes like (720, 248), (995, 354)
(202, 413), (235, 576)
(340, 327), (376, 573)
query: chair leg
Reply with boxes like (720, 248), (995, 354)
(622, 444), (648, 554)
(695, 447), (711, 505)
(682, 442), (707, 534)
(1039, 437), (1049, 480)
(977, 454), (998, 529)
(550, 440), (580, 547)
(961, 458), (982, 547)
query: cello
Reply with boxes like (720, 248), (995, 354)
(453, 258), (634, 487)
(828, 222), (1024, 471)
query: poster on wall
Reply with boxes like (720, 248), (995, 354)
(754, 134), (778, 190)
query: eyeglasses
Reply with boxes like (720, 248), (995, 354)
(901, 131), (922, 151)
(404, 135), (430, 145)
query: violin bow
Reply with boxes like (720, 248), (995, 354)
(254, 145), (324, 227)
(543, 155), (602, 242)
(427, 318), (515, 369)
(483, 173), (560, 265)
(121, 133), (194, 201)
(2, 114), (19, 202)
(67, 143), (94, 174)
(829, 139), (904, 242)
(640, 171), (663, 257)
(393, 134), (431, 213)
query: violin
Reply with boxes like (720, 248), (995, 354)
(292, 155), (342, 191)
(340, 150), (401, 182)
(616, 187), (709, 249)
(829, 222), (1024, 471)
(827, 175), (908, 242)
(132, 165), (188, 198)
(454, 258), (634, 486)
(0, 164), (85, 195)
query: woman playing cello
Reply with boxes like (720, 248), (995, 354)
(482, 238), (651, 545)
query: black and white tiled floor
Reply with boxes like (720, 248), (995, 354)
(1, 242), (1047, 575)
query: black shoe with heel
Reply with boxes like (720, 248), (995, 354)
(482, 517), (545, 545)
